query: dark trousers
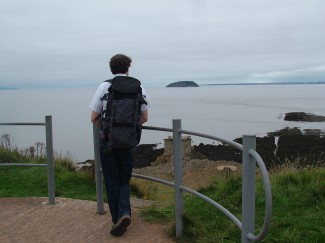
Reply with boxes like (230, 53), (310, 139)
(99, 139), (134, 224)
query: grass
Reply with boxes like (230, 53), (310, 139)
(1, 144), (325, 242)
(140, 167), (325, 243)
(130, 177), (174, 202)
(0, 146), (97, 201)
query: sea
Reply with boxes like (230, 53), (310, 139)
(1, 83), (325, 162)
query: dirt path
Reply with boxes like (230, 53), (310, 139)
(0, 197), (174, 243)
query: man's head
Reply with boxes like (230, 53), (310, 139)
(109, 54), (132, 75)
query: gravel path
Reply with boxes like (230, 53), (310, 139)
(0, 197), (174, 243)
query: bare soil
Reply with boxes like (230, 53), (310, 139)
(134, 156), (242, 190)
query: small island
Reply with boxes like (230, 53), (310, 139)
(284, 112), (325, 122)
(166, 81), (199, 87)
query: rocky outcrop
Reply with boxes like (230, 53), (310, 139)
(166, 81), (199, 87)
(284, 112), (325, 122)
(133, 128), (325, 170)
(276, 135), (325, 164)
(80, 129), (325, 173)
(134, 144), (164, 168)
(193, 136), (277, 169)
(193, 128), (325, 169)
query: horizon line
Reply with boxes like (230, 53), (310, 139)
(1, 80), (325, 90)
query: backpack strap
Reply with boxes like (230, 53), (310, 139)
(103, 77), (147, 104)
(104, 79), (112, 83)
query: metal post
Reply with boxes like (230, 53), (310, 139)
(45, 116), (55, 205)
(93, 124), (105, 214)
(241, 135), (256, 243)
(173, 119), (184, 237)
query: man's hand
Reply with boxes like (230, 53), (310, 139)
(140, 110), (148, 124)
(91, 111), (101, 128)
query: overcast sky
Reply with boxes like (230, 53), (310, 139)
(1, 0), (325, 88)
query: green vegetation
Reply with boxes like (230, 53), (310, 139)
(130, 177), (174, 202)
(1, 137), (325, 242)
(0, 144), (97, 201)
(140, 167), (325, 242)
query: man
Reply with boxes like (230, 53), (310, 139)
(89, 54), (150, 236)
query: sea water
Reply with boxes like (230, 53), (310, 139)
(1, 84), (325, 162)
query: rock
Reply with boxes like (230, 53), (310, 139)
(267, 127), (303, 136)
(77, 160), (95, 180)
(193, 143), (241, 163)
(83, 124), (325, 172)
(276, 135), (325, 165)
(166, 81), (199, 87)
(134, 144), (164, 168)
(304, 129), (324, 136)
(192, 132), (325, 169)
(151, 154), (170, 166)
(234, 136), (277, 168)
(284, 112), (325, 122)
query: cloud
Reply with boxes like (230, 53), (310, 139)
(0, 0), (325, 87)
(250, 65), (325, 83)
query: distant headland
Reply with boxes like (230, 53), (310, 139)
(0, 87), (18, 90)
(200, 81), (325, 86)
(166, 81), (199, 87)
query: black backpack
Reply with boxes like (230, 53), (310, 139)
(100, 76), (147, 153)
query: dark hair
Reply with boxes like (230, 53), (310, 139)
(109, 54), (132, 74)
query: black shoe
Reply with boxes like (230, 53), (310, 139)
(110, 215), (131, 237)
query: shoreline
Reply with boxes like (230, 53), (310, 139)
(133, 126), (325, 170)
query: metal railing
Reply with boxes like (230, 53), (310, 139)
(0, 116), (55, 205)
(93, 119), (272, 242)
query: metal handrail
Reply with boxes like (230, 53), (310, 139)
(0, 116), (55, 205)
(0, 123), (46, 126)
(180, 128), (272, 240)
(0, 163), (47, 167)
(132, 173), (243, 229)
(179, 185), (242, 229)
(146, 124), (272, 241)
(247, 149), (272, 241)
(132, 173), (174, 187)
(94, 121), (272, 242)
(142, 125), (173, 133)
